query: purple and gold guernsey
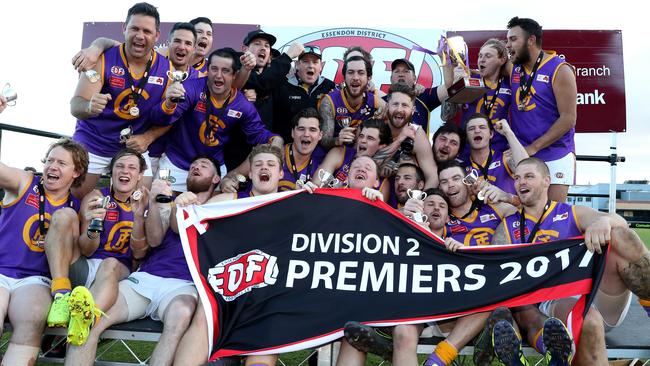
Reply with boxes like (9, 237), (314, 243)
(192, 58), (208, 78)
(279, 144), (327, 192)
(151, 80), (278, 169)
(465, 149), (516, 195)
(461, 76), (511, 154)
(73, 45), (172, 157)
(510, 53), (575, 161)
(236, 189), (256, 199)
(321, 89), (379, 137)
(502, 201), (582, 244)
(0, 175), (80, 279)
(332, 146), (358, 184)
(139, 228), (191, 281)
(443, 203), (503, 246)
(89, 187), (133, 269)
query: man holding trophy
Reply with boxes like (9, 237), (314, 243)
(70, 3), (173, 198)
(151, 47), (282, 192)
(506, 17), (577, 203)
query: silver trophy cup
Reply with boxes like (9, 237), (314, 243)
(407, 189), (428, 223)
(2, 83), (17, 105)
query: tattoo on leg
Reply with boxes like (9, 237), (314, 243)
(621, 252), (650, 299)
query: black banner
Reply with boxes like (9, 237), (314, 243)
(178, 189), (607, 359)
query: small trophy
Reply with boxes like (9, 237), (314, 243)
(2, 83), (17, 106)
(338, 117), (351, 129)
(85, 70), (100, 83)
(88, 196), (111, 233)
(462, 168), (485, 201)
(442, 36), (487, 104)
(166, 70), (189, 103)
(156, 169), (176, 203)
(317, 169), (341, 188)
(120, 126), (133, 144)
(236, 174), (248, 191)
(407, 189), (428, 223)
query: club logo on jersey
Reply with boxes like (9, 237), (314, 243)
(512, 220), (520, 228)
(106, 201), (117, 209)
(556, 172), (564, 179)
(109, 76), (125, 89)
(336, 106), (348, 115)
(536, 74), (550, 83)
(208, 249), (279, 301)
(513, 227), (530, 240)
(111, 66), (125, 76)
(26, 193), (39, 210)
(277, 28), (443, 92)
(196, 101), (207, 113)
(227, 109), (242, 118)
(106, 211), (119, 221)
(479, 214), (498, 223)
(488, 161), (502, 170)
(200, 92), (207, 101)
(148, 76), (165, 86)
(553, 212), (569, 222)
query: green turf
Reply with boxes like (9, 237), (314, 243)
(634, 228), (650, 250)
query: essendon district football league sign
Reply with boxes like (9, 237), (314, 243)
(178, 189), (606, 359)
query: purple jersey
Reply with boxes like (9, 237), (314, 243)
(321, 89), (379, 137)
(0, 175), (80, 279)
(502, 201), (582, 244)
(153, 80), (278, 169)
(192, 58), (208, 78)
(149, 66), (201, 158)
(465, 150), (515, 195)
(73, 45), (172, 157)
(510, 53), (575, 161)
(236, 189), (255, 199)
(444, 203), (503, 246)
(332, 145), (358, 183)
(278, 144), (327, 192)
(139, 228), (191, 281)
(460, 76), (511, 155)
(89, 187), (133, 268)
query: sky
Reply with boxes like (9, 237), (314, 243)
(0, 0), (646, 185)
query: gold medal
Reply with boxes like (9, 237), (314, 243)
(518, 103), (526, 111)
(132, 190), (143, 201)
(129, 106), (140, 117)
(85, 70), (100, 83)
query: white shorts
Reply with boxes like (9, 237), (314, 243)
(421, 322), (450, 338)
(545, 152), (576, 185)
(539, 289), (633, 331)
(69, 257), (103, 288)
(88, 151), (153, 177)
(157, 154), (188, 192)
(120, 272), (196, 321)
(0, 273), (50, 293)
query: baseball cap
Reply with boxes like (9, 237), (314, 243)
(391, 58), (415, 72)
(299, 45), (322, 60)
(243, 29), (277, 47)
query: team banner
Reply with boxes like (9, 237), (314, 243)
(177, 189), (607, 359)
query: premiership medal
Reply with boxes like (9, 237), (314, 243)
(85, 70), (100, 83)
(129, 106), (140, 117)
(35, 235), (46, 248)
(132, 190), (143, 201)
(518, 102), (526, 111)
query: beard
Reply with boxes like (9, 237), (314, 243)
(513, 46), (531, 65)
(187, 176), (213, 193)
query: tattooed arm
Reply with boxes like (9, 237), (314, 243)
(319, 97), (339, 149)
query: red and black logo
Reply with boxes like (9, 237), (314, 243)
(208, 249), (279, 301)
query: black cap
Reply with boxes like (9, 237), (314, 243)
(243, 29), (277, 47)
(391, 58), (415, 72)
(299, 45), (322, 60)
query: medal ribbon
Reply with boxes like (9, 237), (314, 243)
(519, 200), (551, 243)
(517, 50), (544, 110)
(122, 44), (153, 110)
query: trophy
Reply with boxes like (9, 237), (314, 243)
(156, 169), (176, 203)
(235, 174), (248, 191)
(317, 169), (341, 188)
(338, 117), (352, 129)
(2, 83), (17, 105)
(87, 196), (111, 233)
(166, 70), (189, 103)
(407, 189), (428, 223)
(462, 168), (485, 201)
(120, 126), (133, 144)
(441, 36), (487, 104)
(85, 70), (100, 83)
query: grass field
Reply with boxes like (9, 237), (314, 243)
(2, 229), (648, 365)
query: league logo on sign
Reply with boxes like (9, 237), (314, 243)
(111, 66), (125, 76)
(277, 27), (443, 92)
(208, 249), (279, 301)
